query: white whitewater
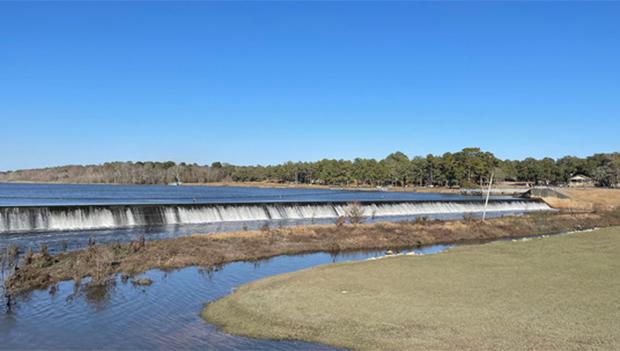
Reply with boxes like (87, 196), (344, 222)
(0, 200), (551, 233)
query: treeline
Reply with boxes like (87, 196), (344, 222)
(1, 148), (619, 187)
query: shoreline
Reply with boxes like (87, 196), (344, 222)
(5, 209), (620, 295)
(202, 226), (620, 350)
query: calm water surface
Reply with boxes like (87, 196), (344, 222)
(0, 183), (477, 207)
(0, 245), (448, 350)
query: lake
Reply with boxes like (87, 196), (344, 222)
(0, 183), (546, 350)
(0, 182), (472, 207)
(0, 183), (544, 254)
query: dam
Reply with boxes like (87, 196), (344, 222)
(0, 199), (551, 233)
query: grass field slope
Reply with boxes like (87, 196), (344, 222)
(203, 226), (620, 351)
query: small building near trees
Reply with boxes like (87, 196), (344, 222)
(569, 175), (594, 187)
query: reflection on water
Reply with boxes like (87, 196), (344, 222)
(0, 245), (448, 350)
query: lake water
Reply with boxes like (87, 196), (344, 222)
(0, 245), (448, 350)
(0, 183), (540, 350)
(0, 183), (538, 254)
(0, 182), (473, 207)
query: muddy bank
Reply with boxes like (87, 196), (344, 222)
(5, 210), (620, 295)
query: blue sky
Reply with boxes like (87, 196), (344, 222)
(1, 2), (619, 171)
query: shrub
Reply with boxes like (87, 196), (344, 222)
(24, 247), (34, 265)
(346, 202), (365, 225)
(89, 247), (114, 286)
(130, 240), (142, 253)
(463, 213), (478, 223)
(39, 243), (49, 257)
(414, 216), (429, 224)
(335, 216), (346, 227)
(111, 241), (123, 255)
(6, 244), (18, 269)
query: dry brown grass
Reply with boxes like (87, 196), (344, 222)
(528, 188), (620, 213)
(539, 197), (594, 212)
(560, 188), (620, 211)
(6, 209), (620, 295)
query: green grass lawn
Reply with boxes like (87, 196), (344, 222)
(203, 227), (620, 350)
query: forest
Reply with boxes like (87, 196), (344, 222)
(1, 148), (618, 188)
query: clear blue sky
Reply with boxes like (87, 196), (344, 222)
(1, 2), (619, 171)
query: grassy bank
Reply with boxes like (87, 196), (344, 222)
(561, 187), (620, 212)
(5, 209), (620, 295)
(203, 226), (620, 351)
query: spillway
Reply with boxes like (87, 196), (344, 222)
(0, 199), (551, 233)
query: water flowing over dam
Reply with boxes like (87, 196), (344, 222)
(0, 199), (551, 233)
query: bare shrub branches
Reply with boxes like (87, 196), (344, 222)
(345, 202), (365, 225)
